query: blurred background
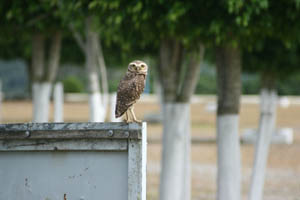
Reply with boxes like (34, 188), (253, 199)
(0, 1), (299, 200)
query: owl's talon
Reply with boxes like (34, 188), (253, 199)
(133, 119), (142, 123)
(124, 119), (133, 123)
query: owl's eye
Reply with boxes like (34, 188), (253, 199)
(141, 65), (145, 68)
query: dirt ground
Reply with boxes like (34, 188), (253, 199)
(1, 98), (300, 200)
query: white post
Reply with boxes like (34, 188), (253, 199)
(53, 82), (64, 122)
(159, 103), (191, 200)
(110, 93), (122, 122)
(32, 82), (52, 122)
(249, 89), (277, 200)
(88, 92), (105, 122)
(217, 114), (241, 200)
(128, 123), (147, 200)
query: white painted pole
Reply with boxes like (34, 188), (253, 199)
(110, 93), (121, 122)
(88, 92), (105, 122)
(217, 114), (241, 200)
(53, 82), (64, 122)
(249, 89), (277, 200)
(128, 123), (147, 200)
(160, 103), (191, 200)
(32, 82), (52, 122)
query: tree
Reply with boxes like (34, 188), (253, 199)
(240, 0), (300, 198)
(244, 39), (300, 200)
(159, 42), (204, 200)
(56, 1), (109, 122)
(198, 1), (268, 199)
(73, 16), (109, 122)
(31, 31), (62, 122)
(215, 44), (242, 200)
(3, 1), (63, 122)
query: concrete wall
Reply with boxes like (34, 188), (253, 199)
(0, 152), (128, 200)
(0, 122), (147, 200)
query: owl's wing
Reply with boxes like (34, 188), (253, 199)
(115, 76), (145, 118)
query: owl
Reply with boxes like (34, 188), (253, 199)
(115, 60), (148, 122)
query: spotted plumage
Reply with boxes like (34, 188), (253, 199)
(115, 60), (148, 122)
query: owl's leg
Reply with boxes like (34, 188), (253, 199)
(124, 111), (128, 122)
(129, 106), (142, 123)
(124, 110), (132, 123)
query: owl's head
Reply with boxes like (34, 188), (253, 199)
(128, 60), (148, 75)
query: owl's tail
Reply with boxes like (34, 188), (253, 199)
(115, 105), (122, 118)
(115, 99), (129, 118)
(115, 112), (121, 118)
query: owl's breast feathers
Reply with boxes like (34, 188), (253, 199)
(115, 73), (146, 118)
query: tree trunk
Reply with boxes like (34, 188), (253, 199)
(32, 82), (52, 122)
(160, 103), (191, 200)
(178, 44), (205, 102)
(249, 74), (277, 200)
(31, 33), (48, 122)
(158, 39), (183, 102)
(31, 31), (62, 122)
(215, 44), (241, 200)
(96, 37), (109, 113)
(71, 16), (109, 122)
(53, 82), (64, 122)
(158, 40), (204, 200)
(85, 16), (105, 122)
(45, 31), (62, 83)
(32, 33), (45, 82)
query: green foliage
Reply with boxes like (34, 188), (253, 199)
(62, 76), (84, 93)
(96, 0), (277, 52)
(108, 79), (119, 93)
(278, 73), (300, 95)
(60, 36), (85, 65)
(196, 75), (217, 94)
(4, 1), (63, 32)
(0, 1), (65, 63)
(243, 39), (300, 82)
(1, 0), (300, 98)
(242, 74), (260, 94)
(195, 68), (300, 95)
(195, 67), (262, 95)
(266, 1), (300, 45)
